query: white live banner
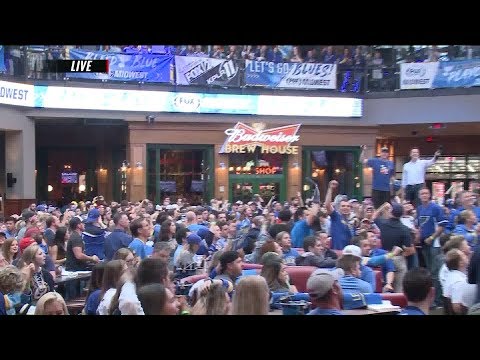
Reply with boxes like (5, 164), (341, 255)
(400, 62), (438, 90)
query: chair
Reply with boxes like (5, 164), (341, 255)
(180, 273), (208, 285)
(373, 270), (383, 293)
(285, 266), (317, 293)
(65, 296), (87, 315)
(441, 296), (466, 315)
(380, 293), (407, 308)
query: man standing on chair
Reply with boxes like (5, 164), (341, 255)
(401, 147), (441, 206)
(360, 145), (395, 209)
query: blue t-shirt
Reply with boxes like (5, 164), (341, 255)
(452, 224), (479, 248)
(104, 229), (133, 261)
(417, 202), (446, 243)
(370, 248), (395, 281)
(398, 306), (425, 315)
(173, 244), (184, 264)
(85, 289), (102, 315)
(367, 158), (394, 191)
(187, 224), (209, 234)
(44, 254), (56, 272)
(0, 292), (6, 316)
(339, 275), (373, 294)
(153, 224), (161, 237)
(39, 242), (49, 255)
(290, 220), (313, 248)
(308, 308), (343, 315)
(282, 248), (300, 266)
(329, 210), (352, 250)
(447, 206), (480, 232)
(128, 238), (153, 259)
(360, 264), (376, 292)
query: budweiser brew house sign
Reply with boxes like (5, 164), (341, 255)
(220, 122), (301, 154)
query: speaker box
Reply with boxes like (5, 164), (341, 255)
(7, 173), (17, 187)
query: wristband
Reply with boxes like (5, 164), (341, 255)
(180, 310), (190, 315)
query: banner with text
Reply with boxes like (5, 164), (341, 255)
(245, 60), (337, 89)
(0, 46), (6, 72)
(400, 60), (480, 90)
(66, 49), (173, 83)
(399, 62), (438, 89)
(432, 60), (480, 88)
(174, 56), (241, 86)
(0, 80), (34, 107)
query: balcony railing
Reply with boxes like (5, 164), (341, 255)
(0, 46), (475, 95)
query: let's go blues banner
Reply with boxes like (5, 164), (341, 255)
(245, 60), (337, 89)
(0, 46), (6, 72)
(433, 59), (480, 88)
(66, 49), (173, 83)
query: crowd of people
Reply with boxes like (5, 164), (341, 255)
(2, 44), (469, 82)
(1, 146), (480, 315)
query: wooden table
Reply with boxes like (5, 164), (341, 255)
(54, 271), (92, 284)
(270, 307), (400, 315)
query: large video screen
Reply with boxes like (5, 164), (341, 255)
(61, 172), (78, 184)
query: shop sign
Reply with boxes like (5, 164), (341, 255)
(255, 166), (278, 175)
(220, 122), (301, 154)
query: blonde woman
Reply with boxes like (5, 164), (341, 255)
(232, 275), (270, 315)
(0, 265), (26, 315)
(16, 243), (55, 305)
(191, 282), (231, 315)
(34, 292), (69, 315)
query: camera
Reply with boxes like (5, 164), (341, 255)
(146, 115), (155, 124)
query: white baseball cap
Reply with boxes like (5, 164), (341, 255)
(342, 245), (362, 259)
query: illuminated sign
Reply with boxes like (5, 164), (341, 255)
(255, 166), (278, 175)
(0, 80), (363, 117)
(220, 122), (301, 154)
(0, 80), (34, 107)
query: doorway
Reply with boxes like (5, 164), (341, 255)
(147, 144), (214, 205)
(36, 147), (96, 206)
(303, 146), (363, 201)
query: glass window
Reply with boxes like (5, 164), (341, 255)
(159, 150), (203, 193)
(310, 150), (357, 199)
(148, 149), (205, 204)
(397, 154), (480, 197)
(147, 149), (157, 201)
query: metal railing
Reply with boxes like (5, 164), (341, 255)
(0, 45), (448, 94)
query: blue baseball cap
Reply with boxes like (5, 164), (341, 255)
(84, 208), (100, 223)
(187, 234), (202, 245)
(36, 204), (47, 212)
